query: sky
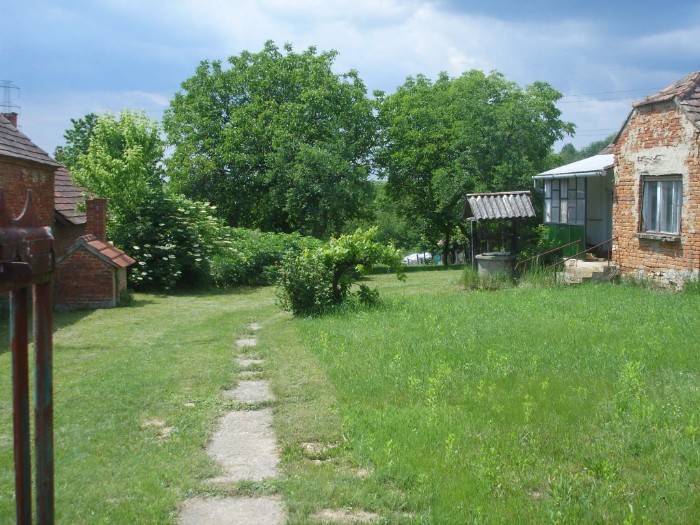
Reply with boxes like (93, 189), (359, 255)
(3, 0), (700, 157)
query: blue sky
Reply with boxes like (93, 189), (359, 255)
(3, 0), (699, 156)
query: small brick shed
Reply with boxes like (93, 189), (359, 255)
(612, 71), (700, 284)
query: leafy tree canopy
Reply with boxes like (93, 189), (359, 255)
(72, 110), (165, 220)
(375, 70), (574, 262)
(163, 40), (377, 239)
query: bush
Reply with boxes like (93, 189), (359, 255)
(210, 229), (322, 287)
(112, 193), (230, 291)
(276, 227), (404, 316)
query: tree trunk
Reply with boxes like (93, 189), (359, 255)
(442, 232), (450, 266)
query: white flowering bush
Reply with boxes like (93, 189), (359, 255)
(111, 193), (231, 290)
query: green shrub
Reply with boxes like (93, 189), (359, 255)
(210, 229), (322, 287)
(113, 194), (230, 291)
(276, 227), (404, 316)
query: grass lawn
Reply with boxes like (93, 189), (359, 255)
(1, 270), (698, 523)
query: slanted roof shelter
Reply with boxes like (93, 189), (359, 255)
(463, 190), (535, 220)
(462, 191), (535, 270)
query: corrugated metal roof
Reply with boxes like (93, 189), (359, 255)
(533, 154), (614, 180)
(0, 115), (61, 167)
(463, 191), (535, 221)
(55, 167), (88, 225)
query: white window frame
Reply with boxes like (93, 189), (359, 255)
(641, 176), (682, 235)
(544, 177), (585, 225)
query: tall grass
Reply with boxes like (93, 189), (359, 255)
(295, 271), (700, 523)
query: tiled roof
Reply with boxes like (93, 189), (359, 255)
(463, 191), (535, 221)
(633, 71), (700, 129)
(59, 234), (136, 269)
(0, 115), (61, 167)
(55, 167), (89, 225)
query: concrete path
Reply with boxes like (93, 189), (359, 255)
(179, 331), (285, 524)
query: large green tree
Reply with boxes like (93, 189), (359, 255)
(164, 41), (377, 238)
(375, 70), (575, 263)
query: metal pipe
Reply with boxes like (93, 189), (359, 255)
(34, 280), (54, 524)
(11, 287), (32, 524)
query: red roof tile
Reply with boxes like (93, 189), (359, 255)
(60, 234), (136, 269)
(633, 71), (700, 129)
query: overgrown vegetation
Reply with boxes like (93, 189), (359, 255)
(2, 272), (697, 523)
(293, 271), (700, 523)
(276, 227), (404, 315)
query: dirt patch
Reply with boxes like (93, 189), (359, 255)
(311, 509), (380, 523)
(301, 441), (338, 458)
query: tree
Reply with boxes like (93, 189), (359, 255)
(67, 110), (228, 290)
(72, 110), (165, 220)
(163, 41), (377, 238)
(375, 70), (574, 263)
(54, 113), (99, 170)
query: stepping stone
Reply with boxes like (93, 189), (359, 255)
(249, 322), (262, 331)
(224, 380), (274, 403)
(238, 370), (262, 379)
(236, 357), (264, 368)
(207, 408), (279, 482)
(235, 338), (257, 348)
(179, 496), (285, 525)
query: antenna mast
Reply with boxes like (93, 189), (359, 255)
(1, 80), (20, 114)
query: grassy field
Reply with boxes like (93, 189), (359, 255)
(1, 271), (698, 523)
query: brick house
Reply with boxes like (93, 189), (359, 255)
(612, 71), (700, 284)
(533, 72), (700, 285)
(0, 113), (60, 227)
(0, 113), (136, 308)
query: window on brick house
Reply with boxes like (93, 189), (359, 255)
(641, 176), (682, 234)
(544, 177), (585, 225)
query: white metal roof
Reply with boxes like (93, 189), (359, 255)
(532, 154), (614, 180)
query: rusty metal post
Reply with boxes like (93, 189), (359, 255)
(34, 280), (54, 524)
(10, 287), (32, 524)
(1, 189), (55, 525)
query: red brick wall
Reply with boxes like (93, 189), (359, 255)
(613, 101), (700, 285)
(0, 157), (55, 227)
(54, 246), (117, 310)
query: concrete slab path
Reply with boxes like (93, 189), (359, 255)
(179, 332), (287, 524)
(179, 497), (285, 525)
(224, 380), (275, 404)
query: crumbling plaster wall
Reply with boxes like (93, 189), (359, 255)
(613, 100), (700, 285)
